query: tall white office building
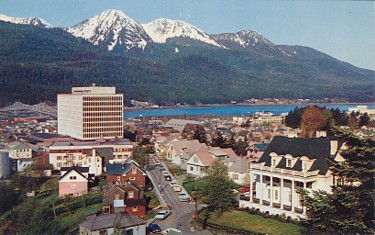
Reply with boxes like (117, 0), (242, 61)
(58, 85), (123, 140)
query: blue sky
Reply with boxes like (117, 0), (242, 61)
(1, 0), (374, 71)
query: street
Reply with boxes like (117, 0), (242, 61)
(147, 162), (204, 234)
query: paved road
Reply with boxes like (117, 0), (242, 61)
(147, 163), (205, 234)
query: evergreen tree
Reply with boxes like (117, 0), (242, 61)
(200, 160), (237, 226)
(192, 127), (207, 144)
(303, 127), (374, 234)
(359, 112), (370, 127)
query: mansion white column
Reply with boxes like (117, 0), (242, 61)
(291, 179), (295, 211)
(303, 181), (307, 216)
(260, 174), (263, 205)
(250, 173), (253, 202)
(280, 177), (284, 208)
(270, 176), (273, 206)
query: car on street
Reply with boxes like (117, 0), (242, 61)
(169, 180), (177, 188)
(177, 192), (189, 202)
(154, 210), (171, 220)
(173, 185), (182, 192)
(148, 223), (162, 233)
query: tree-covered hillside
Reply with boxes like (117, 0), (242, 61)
(0, 22), (373, 107)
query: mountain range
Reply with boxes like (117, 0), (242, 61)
(0, 9), (374, 107)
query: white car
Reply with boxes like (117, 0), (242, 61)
(154, 210), (171, 220)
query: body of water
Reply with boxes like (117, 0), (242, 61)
(124, 104), (375, 119)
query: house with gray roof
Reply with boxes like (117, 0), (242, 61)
(79, 212), (146, 235)
(240, 136), (343, 219)
(8, 141), (32, 159)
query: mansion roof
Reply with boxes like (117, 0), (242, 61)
(258, 136), (340, 175)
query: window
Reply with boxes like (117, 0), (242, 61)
(233, 174), (239, 180)
(190, 166), (194, 171)
(287, 159), (292, 167)
(115, 193), (120, 200)
(57, 156), (62, 160)
(128, 191), (134, 199)
(70, 176), (77, 180)
(272, 159), (276, 166)
(132, 206), (138, 212)
(267, 189), (271, 199)
(117, 176), (121, 181)
(129, 177), (135, 181)
(132, 167), (137, 174)
(57, 163), (61, 167)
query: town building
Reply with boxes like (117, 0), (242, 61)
(106, 161), (147, 188)
(162, 118), (202, 132)
(79, 212), (146, 235)
(239, 136), (342, 219)
(59, 167), (88, 198)
(7, 141), (32, 159)
(58, 85), (123, 140)
(103, 182), (147, 217)
(49, 139), (133, 174)
(347, 105), (375, 120)
(186, 146), (237, 178)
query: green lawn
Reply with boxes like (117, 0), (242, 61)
(169, 167), (186, 176)
(203, 210), (303, 235)
(183, 179), (207, 195)
(57, 203), (103, 234)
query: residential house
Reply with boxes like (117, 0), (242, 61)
(246, 143), (269, 161)
(79, 212), (146, 235)
(163, 118), (202, 132)
(104, 182), (147, 217)
(8, 141), (32, 159)
(166, 139), (206, 169)
(106, 161), (147, 188)
(240, 136), (342, 219)
(59, 167), (88, 198)
(186, 146), (237, 178)
(225, 157), (249, 185)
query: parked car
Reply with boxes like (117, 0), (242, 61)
(173, 185), (182, 192)
(164, 175), (172, 181)
(161, 171), (169, 176)
(177, 192), (189, 202)
(148, 223), (162, 233)
(154, 210), (171, 220)
(164, 228), (182, 234)
(169, 180), (177, 188)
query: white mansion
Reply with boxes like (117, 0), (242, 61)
(239, 136), (343, 219)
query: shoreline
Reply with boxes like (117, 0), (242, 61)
(123, 102), (375, 111)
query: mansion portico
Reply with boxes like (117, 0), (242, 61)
(240, 136), (342, 219)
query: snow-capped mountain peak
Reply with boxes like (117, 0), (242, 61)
(68, 9), (152, 51)
(0, 13), (52, 28)
(211, 29), (289, 56)
(142, 18), (222, 47)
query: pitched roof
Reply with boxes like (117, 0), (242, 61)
(195, 147), (214, 166)
(254, 143), (269, 151)
(59, 167), (88, 181)
(170, 139), (205, 156)
(79, 212), (146, 231)
(8, 141), (31, 150)
(95, 148), (113, 160)
(106, 161), (145, 175)
(258, 136), (339, 175)
(226, 157), (248, 173)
